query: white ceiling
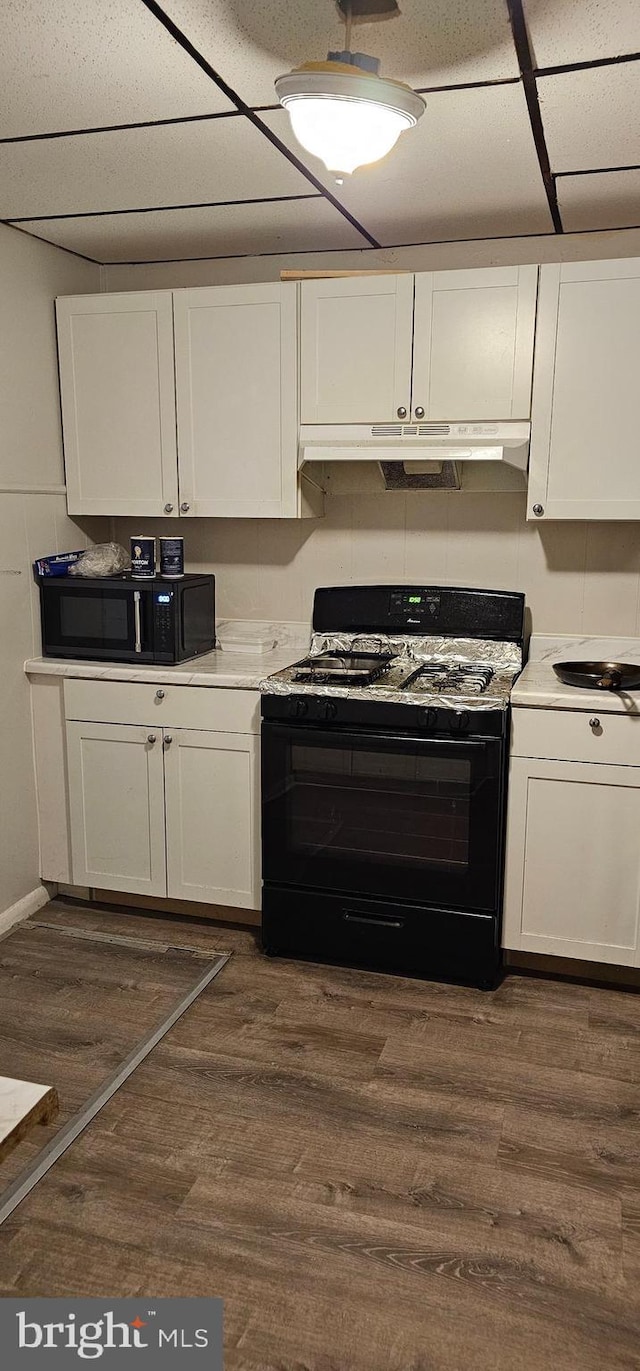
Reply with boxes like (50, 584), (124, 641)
(2, 0), (639, 264)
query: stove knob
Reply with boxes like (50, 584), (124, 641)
(450, 709), (470, 734)
(322, 699), (338, 721)
(418, 706), (439, 730)
(289, 696), (309, 718)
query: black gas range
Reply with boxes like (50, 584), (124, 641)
(260, 585), (526, 989)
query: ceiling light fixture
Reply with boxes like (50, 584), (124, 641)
(275, 0), (425, 177)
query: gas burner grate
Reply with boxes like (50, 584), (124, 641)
(403, 662), (495, 695)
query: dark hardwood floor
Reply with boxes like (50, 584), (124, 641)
(1, 898), (640, 1370)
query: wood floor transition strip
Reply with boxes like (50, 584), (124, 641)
(29, 918), (228, 959)
(0, 950), (231, 1227)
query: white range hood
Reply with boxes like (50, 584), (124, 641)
(298, 420), (530, 472)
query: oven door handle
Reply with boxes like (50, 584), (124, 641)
(267, 724), (491, 751)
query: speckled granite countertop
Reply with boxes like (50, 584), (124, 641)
(25, 620), (310, 691)
(513, 635), (640, 715)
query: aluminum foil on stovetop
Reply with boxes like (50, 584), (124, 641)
(260, 633), (523, 710)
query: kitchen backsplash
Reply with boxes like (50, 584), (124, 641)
(112, 490), (640, 638)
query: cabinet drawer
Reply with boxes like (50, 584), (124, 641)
(511, 706), (640, 766)
(63, 679), (260, 734)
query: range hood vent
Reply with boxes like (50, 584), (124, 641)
(371, 422), (452, 437)
(299, 421), (530, 472)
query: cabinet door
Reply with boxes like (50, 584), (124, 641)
(174, 283), (298, 517)
(412, 266), (538, 421)
(300, 275), (414, 423)
(503, 756), (640, 965)
(66, 721), (166, 896)
(164, 729), (260, 909)
(529, 259), (640, 519)
(56, 293), (179, 517)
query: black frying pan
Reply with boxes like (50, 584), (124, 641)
(553, 661), (640, 691)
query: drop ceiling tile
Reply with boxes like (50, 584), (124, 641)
(523, 0), (640, 68)
(17, 197), (366, 262)
(0, 117), (311, 219)
(161, 0), (518, 105)
(262, 85), (553, 246)
(1, 0), (233, 138)
(558, 169), (640, 231)
(538, 63), (640, 171)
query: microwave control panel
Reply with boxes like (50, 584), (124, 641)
(154, 589), (174, 651)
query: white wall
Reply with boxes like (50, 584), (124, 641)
(112, 492), (640, 639)
(0, 223), (102, 916)
(107, 224), (640, 641)
(103, 225), (640, 291)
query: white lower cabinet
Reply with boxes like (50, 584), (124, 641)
(62, 684), (261, 910)
(66, 721), (167, 898)
(164, 729), (260, 909)
(503, 718), (640, 966)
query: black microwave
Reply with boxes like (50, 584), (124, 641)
(39, 574), (215, 664)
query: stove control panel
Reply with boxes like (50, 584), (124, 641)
(389, 589), (441, 627)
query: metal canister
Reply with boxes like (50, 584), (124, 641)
(130, 536), (156, 579)
(160, 536), (185, 580)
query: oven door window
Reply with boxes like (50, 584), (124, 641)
(262, 725), (503, 910)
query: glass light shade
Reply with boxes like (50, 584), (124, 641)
(281, 94), (412, 174)
(275, 64), (425, 175)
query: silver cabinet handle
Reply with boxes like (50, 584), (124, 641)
(164, 502), (174, 514)
(147, 734), (157, 745)
(180, 502), (190, 513)
(133, 590), (142, 654)
(155, 689), (165, 700)
(396, 407), (407, 419)
(414, 405), (425, 419)
(589, 717), (601, 730)
(164, 734), (173, 747)
(533, 504), (544, 517)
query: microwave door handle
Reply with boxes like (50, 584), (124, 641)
(134, 591), (142, 654)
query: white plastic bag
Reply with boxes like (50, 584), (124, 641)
(67, 542), (131, 578)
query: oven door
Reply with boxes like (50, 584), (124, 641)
(40, 582), (152, 661)
(262, 722), (504, 912)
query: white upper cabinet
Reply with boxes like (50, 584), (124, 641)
(56, 292), (179, 518)
(528, 258), (640, 520)
(300, 275), (414, 423)
(174, 283), (300, 517)
(412, 266), (538, 421)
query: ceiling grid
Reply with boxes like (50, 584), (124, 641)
(0, 0), (638, 263)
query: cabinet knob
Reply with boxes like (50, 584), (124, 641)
(532, 504), (544, 517)
(164, 503), (174, 514)
(180, 502), (190, 513)
(414, 405), (425, 419)
(164, 734), (173, 747)
(396, 407), (407, 419)
(155, 688), (165, 700)
(589, 717), (601, 730)
(147, 734), (157, 745)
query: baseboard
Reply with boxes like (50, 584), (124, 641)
(0, 884), (51, 937)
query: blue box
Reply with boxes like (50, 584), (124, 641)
(34, 550), (85, 578)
